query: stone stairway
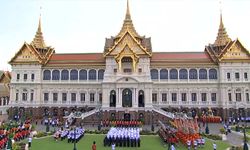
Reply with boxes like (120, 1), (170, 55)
(152, 105), (175, 119)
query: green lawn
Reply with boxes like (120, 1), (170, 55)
(28, 134), (231, 150)
(246, 129), (250, 135)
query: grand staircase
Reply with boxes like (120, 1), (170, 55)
(152, 105), (175, 119)
(63, 105), (101, 120)
(153, 105), (192, 120)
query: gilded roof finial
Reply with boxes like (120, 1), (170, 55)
(214, 1), (231, 46)
(116, 0), (140, 38)
(126, 0), (131, 20)
(31, 6), (46, 49)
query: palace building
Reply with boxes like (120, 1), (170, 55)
(8, 1), (250, 123)
(0, 71), (11, 116)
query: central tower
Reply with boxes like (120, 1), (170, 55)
(103, 0), (152, 73)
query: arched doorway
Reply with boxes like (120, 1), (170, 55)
(138, 90), (145, 107)
(44, 108), (50, 117)
(110, 90), (116, 107)
(122, 88), (132, 107)
(53, 108), (58, 116)
(124, 113), (131, 121)
(191, 109), (197, 118)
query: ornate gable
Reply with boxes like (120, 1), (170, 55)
(204, 13), (250, 63)
(9, 16), (54, 65)
(219, 39), (250, 61)
(115, 44), (139, 62)
(9, 43), (42, 64)
(0, 71), (11, 84)
(106, 32), (151, 56)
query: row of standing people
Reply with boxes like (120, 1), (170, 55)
(104, 127), (140, 148)
(54, 127), (85, 143)
(186, 138), (205, 150)
(102, 120), (142, 127)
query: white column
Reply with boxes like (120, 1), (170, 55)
(145, 88), (152, 108)
(118, 88), (122, 108)
(102, 88), (109, 108)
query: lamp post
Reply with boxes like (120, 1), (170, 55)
(243, 108), (249, 150)
(73, 126), (77, 150)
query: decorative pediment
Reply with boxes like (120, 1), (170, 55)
(0, 72), (11, 84)
(115, 44), (139, 63)
(9, 43), (42, 64)
(9, 17), (55, 66)
(105, 31), (151, 57)
(219, 39), (250, 61)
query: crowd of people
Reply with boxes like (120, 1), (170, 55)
(43, 118), (60, 127)
(104, 127), (140, 148)
(0, 120), (31, 149)
(13, 124), (30, 142)
(54, 127), (85, 143)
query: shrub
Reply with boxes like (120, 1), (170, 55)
(140, 130), (157, 135)
(219, 128), (226, 134)
(31, 124), (36, 131)
(12, 142), (21, 150)
(34, 131), (47, 138)
(230, 146), (244, 150)
(201, 133), (222, 140)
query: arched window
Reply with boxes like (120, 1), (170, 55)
(52, 70), (60, 80)
(179, 69), (188, 79)
(170, 69), (178, 79)
(160, 69), (168, 79)
(209, 69), (217, 79)
(199, 69), (207, 79)
(138, 90), (145, 107)
(151, 69), (158, 79)
(98, 69), (105, 80)
(89, 69), (96, 80)
(189, 69), (198, 79)
(70, 70), (78, 80)
(79, 69), (87, 80)
(43, 70), (51, 80)
(61, 70), (69, 80)
(110, 90), (116, 107)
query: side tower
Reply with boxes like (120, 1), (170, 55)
(205, 13), (250, 119)
(9, 16), (54, 119)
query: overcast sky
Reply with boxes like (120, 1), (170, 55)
(0, 0), (250, 70)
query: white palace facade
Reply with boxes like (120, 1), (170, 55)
(8, 1), (250, 123)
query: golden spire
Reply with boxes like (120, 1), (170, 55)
(213, 2), (231, 46)
(116, 0), (140, 38)
(31, 14), (46, 49)
(125, 0), (131, 20)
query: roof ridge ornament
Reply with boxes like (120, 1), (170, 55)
(213, 1), (231, 46)
(31, 7), (47, 49)
(116, 0), (141, 38)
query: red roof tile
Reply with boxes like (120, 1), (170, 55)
(49, 53), (104, 62)
(152, 52), (210, 60)
(47, 52), (213, 65)
(151, 52), (213, 63)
